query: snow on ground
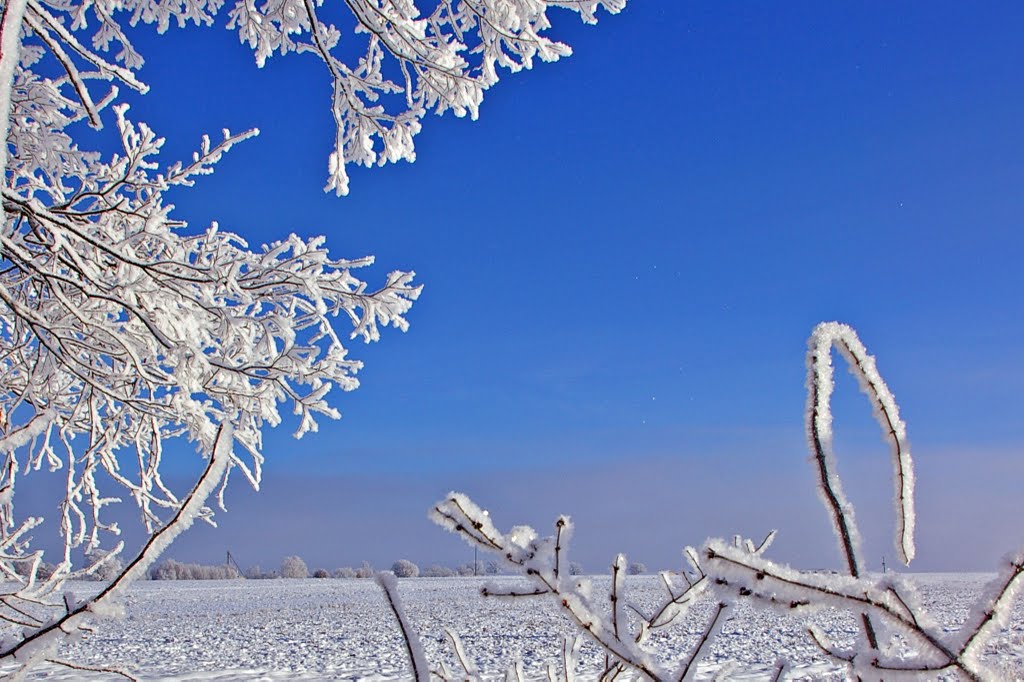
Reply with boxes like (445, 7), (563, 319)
(6, 573), (1024, 680)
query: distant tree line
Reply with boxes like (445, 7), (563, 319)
(145, 556), (648, 580)
(151, 559), (240, 580)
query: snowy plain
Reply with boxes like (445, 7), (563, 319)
(7, 573), (1024, 680)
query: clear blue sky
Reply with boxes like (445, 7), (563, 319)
(56, 3), (1024, 573)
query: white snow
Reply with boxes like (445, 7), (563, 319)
(2, 573), (1020, 680)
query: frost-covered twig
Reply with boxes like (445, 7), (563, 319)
(431, 492), (740, 681)
(676, 600), (729, 681)
(441, 628), (478, 679)
(42, 658), (137, 681)
(703, 539), (986, 679)
(768, 658), (789, 682)
(634, 557), (707, 646)
(954, 549), (1024, 670)
(432, 493), (659, 677)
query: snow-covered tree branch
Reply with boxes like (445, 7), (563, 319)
(6, 0), (626, 197)
(0, 0), (627, 671)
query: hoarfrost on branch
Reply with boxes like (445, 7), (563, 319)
(0, 0), (626, 669)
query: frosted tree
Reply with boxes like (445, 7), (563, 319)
(392, 558), (420, 578)
(280, 555), (309, 579)
(0, 0), (626, 673)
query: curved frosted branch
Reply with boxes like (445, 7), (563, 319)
(806, 321), (915, 570)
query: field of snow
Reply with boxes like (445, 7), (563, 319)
(8, 573), (1024, 680)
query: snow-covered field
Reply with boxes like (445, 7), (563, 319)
(8, 573), (1024, 680)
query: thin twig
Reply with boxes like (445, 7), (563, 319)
(676, 602), (728, 681)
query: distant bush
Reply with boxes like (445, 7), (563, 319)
(455, 561), (485, 576)
(391, 559), (419, 578)
(312, 568), (330, 578)
(151, 559), (240, 580)
(568, 561), (584, 576)
(354, 561), (375, 579)
(333, 567), (357, 579)
(84, 549), (124, 582)
(421, 564), (455, 578)
(12, 559), (56, 581)
(245, 565), (279, 579)
(627, 562), (646, 575)
(281, 555), (309, 579)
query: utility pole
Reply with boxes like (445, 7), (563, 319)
(227, 550), (244, 578)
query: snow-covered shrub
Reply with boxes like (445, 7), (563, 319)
(312, 568), (331, 579)
(422, 564), (456, 578)
(334, 567), (358, 579)
(456, 561), (485, 577)
(626, 562), (646, 576)
(152, 560), (181, 581)
(568, 561), (584, 576)
(12, 559), (56, 581)
(281, 556), (309, 579)
(392, 560), (420, 578)
(355, 561), (376, 579)
(244, 564), (282, 579)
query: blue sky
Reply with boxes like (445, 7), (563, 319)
(53, 3), (1024, 573)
